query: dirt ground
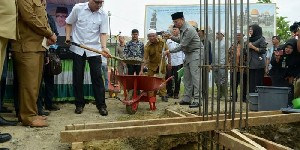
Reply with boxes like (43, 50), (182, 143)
(0, 92), (299, 150)
(1, 93), (197, 150)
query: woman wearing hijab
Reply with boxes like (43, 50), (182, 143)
(271, 38), (300, 106)
(247, 24), (268, 93)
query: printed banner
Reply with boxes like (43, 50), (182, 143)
(46, 0), (88, 36)
(145, 3), (276, 45)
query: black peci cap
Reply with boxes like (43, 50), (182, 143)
(171, 12), (184, 20)
(56, 7), (68, 14)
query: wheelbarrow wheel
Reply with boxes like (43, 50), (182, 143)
(126, 103), (138, 114)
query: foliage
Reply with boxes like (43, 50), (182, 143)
(276, 16), (291, 42)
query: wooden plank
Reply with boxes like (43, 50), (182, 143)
(244, 133), (293, 150)
(217, 132), (258, 150)
(65, 110), (281, 130)
(247, 113), (300, 127)
(165, 109), (186, 117)
(61, 113), (300, 143)
(230, 129), (266, 150)
(65, 116), (201, 130)
(179, 110), (198, 117)
(72, 142), (83, 150)
(62, 120), (218, 142)
(208, 110), (282, 121)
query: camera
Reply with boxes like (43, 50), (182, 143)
(156, 31), (170, 36)
(156, 31), (163, 35)
(289, 22), (300, 33)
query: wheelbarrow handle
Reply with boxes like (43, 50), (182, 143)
(70, 42), (123, 61)
(156, 76), (173, 91)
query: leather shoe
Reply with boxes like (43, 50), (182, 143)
(0, 133), (12, 143)
(189, 102), (201, 108)
(179, 100), (191, 105)
(29, 119), (48, 127)
(161, 96), (168, 102)
(75, 107), (83, 114)
(45, 105), (60, 111)
(0, 148), (9, 150)
(38, 110), (50, 116)
(0, 116), (18, 126)
(0, 107), (13, 113)
(99, 107), (108, 116)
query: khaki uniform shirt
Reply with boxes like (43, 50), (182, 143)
(0, 0), (17, 40)
(144, 38), (169, 73)
(12, 0), (53, 52)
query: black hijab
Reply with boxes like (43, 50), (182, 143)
(249, 24), (263, 42)
(284, 38), (297, 53)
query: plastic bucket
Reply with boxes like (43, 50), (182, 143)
(292, 98), (300, 109)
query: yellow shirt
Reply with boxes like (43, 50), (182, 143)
(144, 38), (169, 72)
(0, 0), (17, 40)
(12, 0), (53, 52)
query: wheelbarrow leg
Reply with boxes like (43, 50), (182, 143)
(147, 91), (157, 111)
(126, 78), (139, 114)
(149, 97), (156, 110)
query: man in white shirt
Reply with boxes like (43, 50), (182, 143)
(213, 30), (227, 100)
(165, 26), (184, 99)
(65, 0), (110, 115)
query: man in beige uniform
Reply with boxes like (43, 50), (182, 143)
(11, 0), (57, 127)
(141, 29), (171, 102)
(0, 1), (18, 145)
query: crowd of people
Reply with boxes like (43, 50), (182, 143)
(1, 0), (300, 148)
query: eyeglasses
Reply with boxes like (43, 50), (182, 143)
(93, 0), (104, 4)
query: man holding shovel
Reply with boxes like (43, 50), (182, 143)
(65, 0), (111, 115)
(140, 29), (171, 102)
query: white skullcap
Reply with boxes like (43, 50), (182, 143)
(148, 29), (157, 35)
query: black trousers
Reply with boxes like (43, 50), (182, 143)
(271, 75), (289, 87)
(0, 54), (8, 109)
(0, 53), (19, 115)
(166, 64), (182, 96)
(230, 72), (247, 101)
(127, 64), (141, 75)
(37, 64), (55, 111)
(73, 53), (106, 109)
(249, 68), (264, 93)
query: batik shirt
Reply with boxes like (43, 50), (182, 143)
(123, 40), (144, 59)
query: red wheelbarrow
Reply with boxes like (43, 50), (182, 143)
(116, 75), (173, 114)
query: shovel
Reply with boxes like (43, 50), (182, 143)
(156, 42), (166, 78)
(70, 42), (145, 65)
(70, 42), (123, 61)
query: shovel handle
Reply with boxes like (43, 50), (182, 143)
(70, 42), (123, 61)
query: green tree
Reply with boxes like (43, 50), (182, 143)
(257, 0), (291, 42)
(276, 16), (291, 42)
